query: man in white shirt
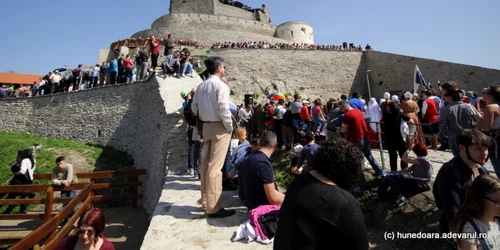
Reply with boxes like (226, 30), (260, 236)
(192, 57), (235, 218)
(51, 70), (62, 93)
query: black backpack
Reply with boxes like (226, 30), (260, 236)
(183, 100), (197, 126)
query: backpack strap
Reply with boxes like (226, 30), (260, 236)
(467, 220), (489, 250)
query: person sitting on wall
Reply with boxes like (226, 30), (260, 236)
(161, 50), (180, 78)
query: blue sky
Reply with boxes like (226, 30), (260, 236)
(0, 0), (498, 74)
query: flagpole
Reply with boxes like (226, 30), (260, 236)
(366, 70), (371, 98)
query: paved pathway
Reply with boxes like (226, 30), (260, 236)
(141, 148), (497, 250)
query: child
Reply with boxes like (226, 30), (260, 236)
(1, 164), (35, 214)
(291, 144), (303, 175)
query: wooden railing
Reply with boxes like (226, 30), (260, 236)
(0, 169), (146, 249)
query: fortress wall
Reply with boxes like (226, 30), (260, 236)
(151, 14), (276, 36)
(131, 29), (154, 39)
(0, 81), (170, 217)
(214, 2), (256, 21)
(210, 49), (367, 100)
(169, 0), (215, 15)
(140, 14), (289, 44)
(366, 51), (500, 99)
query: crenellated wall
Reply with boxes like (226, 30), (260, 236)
(214, 1), (256, 21)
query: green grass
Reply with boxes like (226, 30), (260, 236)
(0, 131), (134, 185)
(272, 151), (296, 190)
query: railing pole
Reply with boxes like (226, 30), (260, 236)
(377, 122), (386, 170)
(44, 186), (56, 243)
(90, 178), (95, 208)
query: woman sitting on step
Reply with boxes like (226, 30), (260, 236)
(376, 143), (433, 207)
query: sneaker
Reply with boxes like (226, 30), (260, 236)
(189, 168), (194, 175)
(395, 197), (408, 207)
(190, 72), (194, 77)
(181, 73), (185, 77)
(314, 132), (320, 136)
(319, 132), (326, 136)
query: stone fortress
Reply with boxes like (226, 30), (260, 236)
(131, 0), (314, 45)
(2, 0), (500, 221)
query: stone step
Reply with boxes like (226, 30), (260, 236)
(156, 73), (203, 114)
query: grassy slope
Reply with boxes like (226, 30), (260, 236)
(0, 131), (134, 184)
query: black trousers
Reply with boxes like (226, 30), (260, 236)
(386, 139), (408, 172)
(151, 53), (159, 70)
(274, 119), (283, 147)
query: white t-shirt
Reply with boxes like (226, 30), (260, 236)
(462, 217), (500, 250)
(20, 158), (36, 181)
(51, 74), (61, 83)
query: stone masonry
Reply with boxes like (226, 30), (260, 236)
(209, 49), (500, 102)
(0, 74), (202, 217)
(209, 49), (366, 101)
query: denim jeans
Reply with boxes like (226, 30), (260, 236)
(490, 155), (500, 178)
(313, 117), (325, 133)
(353, 137), (384, 188)
(60, 190), (76, 226)
(187, 126), (201, 173)
(377, 174), (429, 201)
(181, 64), (193, 74)
(448, 135), (459, 157)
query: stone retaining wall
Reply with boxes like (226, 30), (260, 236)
(209, 49), (366, 100)
(0, 81), (170, 216)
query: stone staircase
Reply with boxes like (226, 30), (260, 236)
(154, 73), (203, 173)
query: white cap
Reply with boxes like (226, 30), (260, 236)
(293, 145), (303, 153)
(380, 99), (386, 103)
(391, 95), (399, 102)
(404, 91), (412, 99)
(383, 92), (391, 99)
(302, 100), (310, 104)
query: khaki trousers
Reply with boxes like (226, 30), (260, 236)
(200, 122), (231, 214)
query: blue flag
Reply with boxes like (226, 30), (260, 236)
(414, 65), (430, 92)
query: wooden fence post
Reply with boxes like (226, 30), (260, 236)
(44, 186), (57, 243)
(132, 175), (138, 208)
(90, 179), (95, 208)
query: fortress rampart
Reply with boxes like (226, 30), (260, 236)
(133, 14), (288, 45)
(0, 81), (173, 217)
(131, 0), (312, 45)
(209, 49), (500, 100)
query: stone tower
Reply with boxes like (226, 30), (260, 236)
(169, 0), (216, 15)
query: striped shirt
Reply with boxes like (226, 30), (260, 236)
(192, 75), (233, 132)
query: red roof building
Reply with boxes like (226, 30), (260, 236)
(0, 72), (43, 85)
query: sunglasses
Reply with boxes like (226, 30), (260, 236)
(77, 229), (95, 236)
(485, 196), (500, 207)
(482, 89), (489, 95)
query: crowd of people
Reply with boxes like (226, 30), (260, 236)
(179, 55), (500, 249)
(211, 41), (372, 51)
(1, 34), (204, 98)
